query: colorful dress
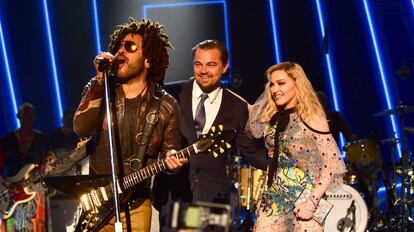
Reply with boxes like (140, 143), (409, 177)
(254, 113), (346, 231)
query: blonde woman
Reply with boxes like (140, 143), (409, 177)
(247, 62), (346, 231)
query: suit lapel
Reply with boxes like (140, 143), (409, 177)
(179, 80), (198, 143)
(211, 88), (229, 127)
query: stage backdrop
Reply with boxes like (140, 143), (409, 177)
(0, 0), (413, 161)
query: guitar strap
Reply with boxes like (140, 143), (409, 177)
(127, 88), (163, 171)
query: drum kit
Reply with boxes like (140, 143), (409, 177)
(231, 103), (414, 232)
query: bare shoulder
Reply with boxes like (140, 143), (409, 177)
(307, 113), (329, 132)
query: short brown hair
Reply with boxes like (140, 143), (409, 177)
(192, 40), (228, 65)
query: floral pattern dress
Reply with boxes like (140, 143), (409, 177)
(254, 113), (346, 231)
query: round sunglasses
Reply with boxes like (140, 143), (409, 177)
(119, 40), (141, 53)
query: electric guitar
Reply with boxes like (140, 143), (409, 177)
(75, 126), (237, 232)
(0, 139), (89, 219)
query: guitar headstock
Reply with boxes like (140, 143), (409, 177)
(194, 125), (237, 158)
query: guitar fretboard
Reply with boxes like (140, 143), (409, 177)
(99, 144), (197, 200)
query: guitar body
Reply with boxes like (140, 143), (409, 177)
(75, 182), (135, 232)
(0, 141), (90, 219)
(75, 201), (115, 232)
(0, 163), (38, 219)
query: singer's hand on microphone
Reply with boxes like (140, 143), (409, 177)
(94, 52), (115, 77)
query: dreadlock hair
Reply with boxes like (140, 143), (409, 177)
(108, 17), (173, 84)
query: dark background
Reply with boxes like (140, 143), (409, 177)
(0, 0), (413, 162)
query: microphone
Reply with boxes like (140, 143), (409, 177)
(95, 57), (119, 72)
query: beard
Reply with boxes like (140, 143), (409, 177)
(116, 59), (145, 84)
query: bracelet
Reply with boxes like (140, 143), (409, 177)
(304, 202), (316, 213)
(309, 197), (319, 208)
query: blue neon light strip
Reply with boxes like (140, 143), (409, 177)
(42, 0), (63, 125)
(143, 0), (231, 69)
(0, 14), (19, 129)
(362, 0), (402, 158)
(143, 0), (226, 17)
(314, 0), (345, 150)
(222, 1), (231, 69)
(268, 0), (281, 63)
(412, 0), (414, 9)
(92, 0), (102, 53)
(378, 182), (401, 193)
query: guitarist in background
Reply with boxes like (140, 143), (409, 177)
(73, 18), (186, 232)
(0, 102), (51, 232)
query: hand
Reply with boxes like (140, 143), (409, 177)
(294, 199), (315, 220)
(164, 150), (188, 172)
(267, 147), (274, 158)
(94, 52), (115, 77)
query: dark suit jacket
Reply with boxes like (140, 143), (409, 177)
(153, 80), (267, 207)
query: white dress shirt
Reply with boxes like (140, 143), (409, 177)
(192, 81), (222, 135)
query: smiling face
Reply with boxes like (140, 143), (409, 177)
(268, 70), (297, 109)
(193, 48), (228, 93)
(114, 33), (147, 83)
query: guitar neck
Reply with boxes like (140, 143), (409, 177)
(100, 144), (197, 200)
(124, 144), (197, 189)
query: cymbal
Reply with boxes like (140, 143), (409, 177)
(373, 105), (414, 117)
(343, 170), (359, 185)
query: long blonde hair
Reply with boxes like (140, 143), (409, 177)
(261, 62), (325, 123)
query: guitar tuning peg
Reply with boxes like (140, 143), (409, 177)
(208, 149), (212, 153)
(221, 140), (224, 143)
(219, 147), (225, 153)
(214, 144), (218, 148)
(213, 152), (218, 158)
(202, 134), (207, 138)
(210, 133), (214, 137)
(218, 125), (223, 131)
(211, 126), (216, 132)
(226, 143), (231, 149)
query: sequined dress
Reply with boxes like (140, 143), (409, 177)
(254, 113), (346, 231)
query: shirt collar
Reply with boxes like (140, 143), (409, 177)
(192, 80), (222, 104)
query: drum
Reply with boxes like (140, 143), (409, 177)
(324, 184), (368, 232)
(343, 169), (359, 185)
(239, 167), (266, 209)
(344, 139), (380, 164)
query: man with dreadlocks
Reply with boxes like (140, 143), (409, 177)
(73, 18), (186, 231)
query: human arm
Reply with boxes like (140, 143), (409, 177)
(295, 114), (346, 220)
(160, 95), (187, 173)
(236, 103), (268, 170)
(73, 53), (116, 137)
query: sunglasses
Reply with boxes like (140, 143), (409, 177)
(119, 40), (141, 53)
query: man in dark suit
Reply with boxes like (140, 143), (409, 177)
(153, 40), (267, 230)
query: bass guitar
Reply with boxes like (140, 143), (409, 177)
(0, 139), (89, 219)
(75, 126), (236, 232)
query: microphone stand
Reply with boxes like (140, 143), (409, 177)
(100, 60), (123, 232)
